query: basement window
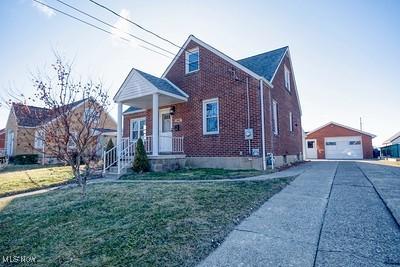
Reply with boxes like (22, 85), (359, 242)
(185, 48), (199, 74)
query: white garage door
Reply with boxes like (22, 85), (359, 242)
(325, 136), (363, 159)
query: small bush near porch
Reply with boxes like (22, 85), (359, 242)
(120, 168), (267, 181)
(0, 178), (293, 266)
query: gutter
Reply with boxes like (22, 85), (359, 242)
(259, 80), (267, 170)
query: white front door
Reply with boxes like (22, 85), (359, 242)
(306, 139), (317, 159)
(159, 109), (172, 152)
(325, 136), (363, 159)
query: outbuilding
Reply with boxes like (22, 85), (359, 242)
(305, 122), (375, 160)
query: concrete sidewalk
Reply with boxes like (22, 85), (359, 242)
(198, 161), (338, 267)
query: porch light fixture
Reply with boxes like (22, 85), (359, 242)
(169, 106), (176, 115)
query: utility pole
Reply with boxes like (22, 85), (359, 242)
(360, 117), (363, 131)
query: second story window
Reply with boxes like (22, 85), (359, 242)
(284, 65), (291, 92)
(185, 48), (199, 74)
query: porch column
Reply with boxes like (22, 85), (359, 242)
(152, 93), (159, 156)
(117, 102), (123, 174)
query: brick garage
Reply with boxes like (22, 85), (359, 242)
(305, 122), (375, 159)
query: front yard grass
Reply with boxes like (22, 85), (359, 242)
(120, 168), (266, 180)
(0, 177), (294, 266)
(0, 165), (73, 197)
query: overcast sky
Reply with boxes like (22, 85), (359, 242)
(1, 0), (399, 146)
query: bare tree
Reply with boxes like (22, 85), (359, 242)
(8, 55), (111, 197)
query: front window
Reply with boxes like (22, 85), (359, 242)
(203, 98), (219, 135)
(131, 118), (146, 140)
(326, 141), (336, 146)
(185, 48), (199, 74)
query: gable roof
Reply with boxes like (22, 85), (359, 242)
(135, 69), (187, 98)
(12, 99), (87, 127)
(383, 131), (400, 145)
(306, 121), (376, 138)
(237, 46), (288, 82)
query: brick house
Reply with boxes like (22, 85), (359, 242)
(305, 122), (375, 160)
(5, 99), (117, 163)
(107, 35), (303, 173)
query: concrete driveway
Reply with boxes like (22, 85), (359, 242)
(199, 161), (400, 267)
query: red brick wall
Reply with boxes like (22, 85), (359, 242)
(266, 54), (303, 156)
(123, 41), (302, 158)
(164, 40), (263, 157)
(306, 124), (374, 159)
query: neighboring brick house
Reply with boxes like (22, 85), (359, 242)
(111, 35), (302, 172)
(305, 122), (375, 160)
(5, 99), (117, 163)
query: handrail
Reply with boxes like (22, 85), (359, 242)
(103, 135), (184, 174)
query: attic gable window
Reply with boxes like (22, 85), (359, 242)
(185, 48), (199, 74)
(284, 65), (291, 92)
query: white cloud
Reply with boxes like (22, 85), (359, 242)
(111, 9), (136, 47)
(32, 1), (55, 18)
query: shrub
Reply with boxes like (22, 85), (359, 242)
(132, 138), (150, 173)
(13, 154), (39, 165)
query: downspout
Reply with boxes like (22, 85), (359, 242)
(259, 80), (266, 171)
(246, 77), (251, 155)
(268, 87), (275, 170)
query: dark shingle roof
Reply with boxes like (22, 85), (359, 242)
(123, 106), (143, 114)
(237, 46), (288, 81)
(135, 69), (186, 98)
(13, 99), (87, 127)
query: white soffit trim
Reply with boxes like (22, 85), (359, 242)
(161, 35), (274, 88)
(306, 121), (376, 138)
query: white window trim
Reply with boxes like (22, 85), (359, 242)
(203, 98), (219, 135)
(130, 117), (146, 140)
(185, 47), (200, 74)
(289, 111), (293, 132)
(284, 65), (291, 92)
(272, 100), (278, 135)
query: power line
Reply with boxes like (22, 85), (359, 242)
(88, 0), (181, 49)
(54, 0), (175, 56)
(31, 0), (172, 59)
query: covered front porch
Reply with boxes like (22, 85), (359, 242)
(104, 68), (188, 175)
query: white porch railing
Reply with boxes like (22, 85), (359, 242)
(103, 136), (184, 174)
(145, 136), (184, 154)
